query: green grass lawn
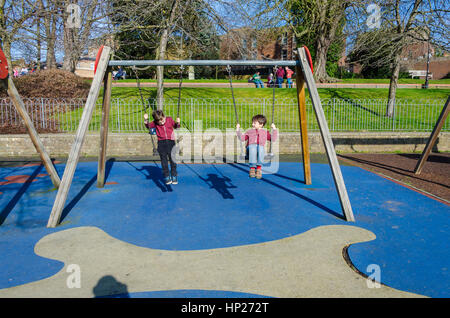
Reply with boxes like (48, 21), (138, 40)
(94, 77), (450, 84)
(51, 86), (449, 133)
(338, 78), (450, 84)
(118, 78), (243, 83)
(106, 86), (450, 101)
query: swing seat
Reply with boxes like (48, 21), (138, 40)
(238, 154), (247, 161)
(238, 147), (248, 161)
(264, 153), (275, 161)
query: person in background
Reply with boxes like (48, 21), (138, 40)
(285, 67), (294, 88)
(251, 71), (264, 88)
(113, 66), (125, 80)
(275, 66), (285, 88)
(20, 67), (28, 76)
(267, 73), (274, 87)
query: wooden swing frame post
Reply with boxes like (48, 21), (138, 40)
(414, 96), (450, 175)
(297, 47), (355, 222)
(295, 53), (312, 185)
(46, 49), (356, 227)
(47, 46), (111, 228)
(97, 68), (113, 187)
(1, 74), (61, 189)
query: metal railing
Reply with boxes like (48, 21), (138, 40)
(1, 97), (448, 133)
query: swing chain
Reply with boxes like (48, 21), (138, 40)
(130, 65), (158, 155)
(131, 66), (149, 112)
(272, 65), (277, 124)
(225, 64), (246, 159)
(226, 65), (239, 125)
(225, 64), (231, 75)
(177, 65), (184, 119)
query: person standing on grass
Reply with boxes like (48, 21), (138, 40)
(276, 66), (285, 88)
(144, 110), (181, 185)
(285, 67), (294, 88)
(251, 71), (264, 88)
(267, 73), (274, 87)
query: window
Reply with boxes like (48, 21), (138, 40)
(281, 32), (288, 46)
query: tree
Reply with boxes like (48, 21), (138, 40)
(226, 0), (350, 82)
(41, 0), (58, 69)
(61, 0), (107, 72)
(347, 28), (397, 78)
(347, 0), (450, 117)
(0, 0), (41, 75)
(154, 0), (182, 109)
(111, 0), (223, 109)
(287, 0), (350, 82)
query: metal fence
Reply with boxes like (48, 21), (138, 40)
(1, 97), (448, 133)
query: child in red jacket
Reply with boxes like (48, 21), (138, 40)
(236, 114), (277, 179)
(144, 110), (180, 185)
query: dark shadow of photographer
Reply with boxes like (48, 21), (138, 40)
(93, 275), (130, 298)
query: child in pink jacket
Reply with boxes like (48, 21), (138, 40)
(144, 110), (180, 185)
(236, 114), (278, 179)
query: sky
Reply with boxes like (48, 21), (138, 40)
(8, 0), (450, 64)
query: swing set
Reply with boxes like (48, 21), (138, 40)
(131, 59), (277, 162)
(0, 44), (357, 227)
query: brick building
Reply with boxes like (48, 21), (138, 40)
(345, 40), (450, 79)
(75, 37), (115, 78)
(219, 27), (297, 75)
(399, 41), (450, 79)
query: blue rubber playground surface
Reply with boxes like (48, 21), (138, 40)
(0, 159), (449, 297)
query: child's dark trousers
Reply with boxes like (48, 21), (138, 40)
(157, 140), (177, 178)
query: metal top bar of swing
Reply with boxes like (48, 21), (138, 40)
(108, 59), (298, 67)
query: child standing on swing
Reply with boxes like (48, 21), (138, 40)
(236, 114), (277, 179)
(144, 110), (181, 185)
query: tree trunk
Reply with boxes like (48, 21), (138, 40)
(46, 40), (56, 69)
(63, 26), (77, 72)
(156, 28), (169, 110)
(36, 14), (42, 70)
(312, 4), (344, 83)
(45, 13), (57, 69)
(156, 0), (181, 110)
(63, 1), (98, 74)
(386, 53), (401, 117)
(62, 3), (72, 72)
(314, 34), (332, 83)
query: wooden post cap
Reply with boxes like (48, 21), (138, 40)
(94, 45), (104, 74)
(303, 46), (313, 74)
(0, 47), (9, 80)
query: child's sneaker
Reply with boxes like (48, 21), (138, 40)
(249, 168), (256, 178)
(256, 166), (262, 179)
(171, 176), (178, 184)
(164, 176), (172, 185)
